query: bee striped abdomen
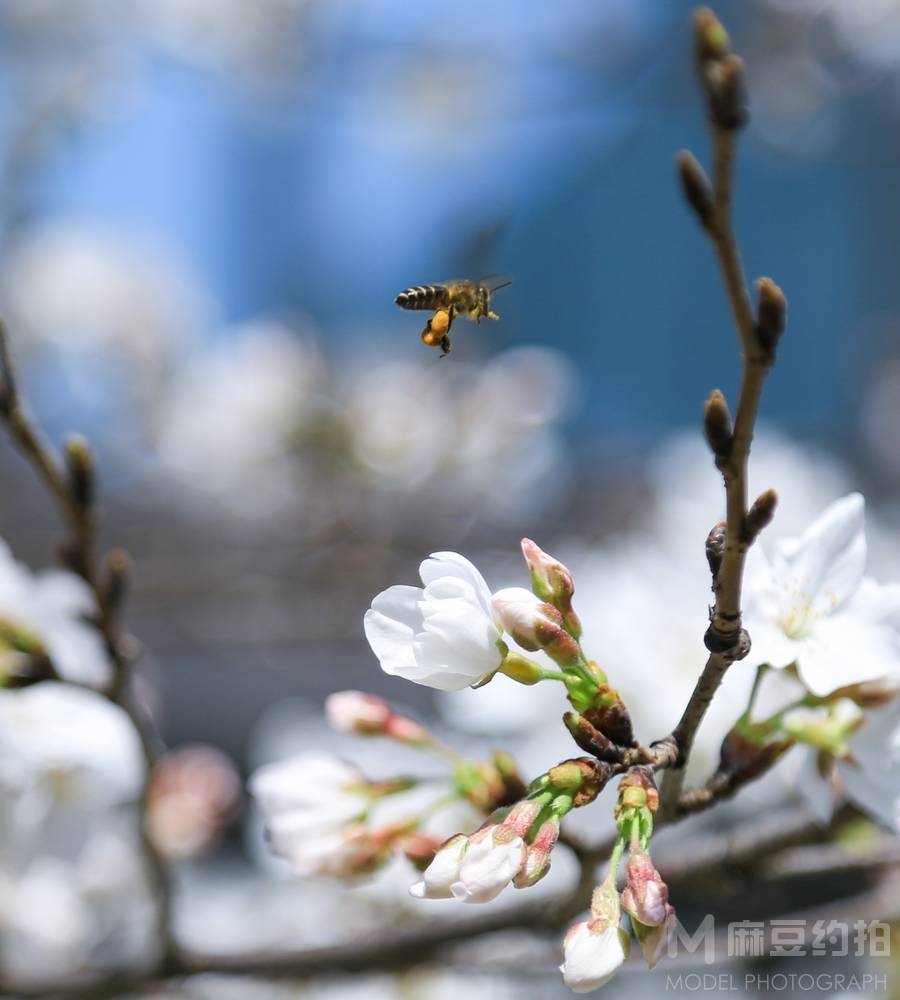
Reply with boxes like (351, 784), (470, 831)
(395, 284), (450, 311)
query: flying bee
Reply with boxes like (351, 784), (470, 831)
(394, 275), (511, 356)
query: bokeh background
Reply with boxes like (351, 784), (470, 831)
(0, 1), (899, 996)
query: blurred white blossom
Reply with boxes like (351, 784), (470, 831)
(153, 321), (326, 519)
(1, 224), (206, 376)
(0, 539), (110, 688)
(0, 683), (144, 833)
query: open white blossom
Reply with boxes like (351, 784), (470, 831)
(797, 698), (900, 833)
(364, 552), (504, 691)
(744, 494), (900, 696)
(0, 540), (110, 689)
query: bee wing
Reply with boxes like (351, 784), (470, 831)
(477, 272), (513, 293)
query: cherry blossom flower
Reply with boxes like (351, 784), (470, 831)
(0, 683), (144, 833)
(744, 493), (900, 696)
(364, 552), (504, 691)
(798, 697), (900, 833)
(560, 920), (630, 994)
(0, 540), (110, 689)
(249, 753), (366, 841)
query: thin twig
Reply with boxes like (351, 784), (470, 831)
(0, 321), (174, 961)
(656, 21), (784, 813)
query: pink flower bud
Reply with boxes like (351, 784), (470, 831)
(384, 713), (429, 745)
(492, 588), (582, 667)
(521, 538), (581, 637)
(500, 799), (543, 838)
(396, 832), (444, 871)
(620, 850), (670, 927)
(325, 691), (392, 734)
(633, 903), (676, 968)
(146, 745), (241, 860)
(521, 538), (574, 603)
(513, 817), (559, 888)
(492, 588), (559, 652)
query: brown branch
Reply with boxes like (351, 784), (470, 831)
(0, 321), (174, 961)
(656, 14), (785, 814)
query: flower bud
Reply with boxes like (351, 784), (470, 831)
(146, 744), (241, 860)
(514, 817), (560, 888)
(677, 150), (714, 231)
(615, 767), (659, 817)
(756, 277), (787, 360)
(561, 920), (630, 994)
(561, 879), (628, 993)
(492, 587), (582, 668)
(583, 689), (635, 748)
(397, 832), (444, 872)
(520, 538), (581, 637)
(326, 690), (392, 734)
(500, 798), (543, 838)
(633, 904), (676, 969)
(706, 54), (747, 131)
(703, 389), (733, 460)
(563, 711), (619, 761)
(325, 690), (429, 745)
(65, 433), (94, 509)
(694, 7), (730, 66)
(409, 833), (467, 899)
(621, 850), (670, 927)
(547, 757), (614, 808)
(450, 824), (526, 903)
(745, 488), (778, 543)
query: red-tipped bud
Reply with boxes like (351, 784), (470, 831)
(513, 817), (560, 888)
(492, 588), (582, 667)
(520, 538), (581, 637)
(621, 850), (670, 927)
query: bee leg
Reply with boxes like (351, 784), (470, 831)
(440, 336), (451, 356)
(487, 310), (500, 320)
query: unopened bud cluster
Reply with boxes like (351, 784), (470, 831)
(694, 7), (746, 131)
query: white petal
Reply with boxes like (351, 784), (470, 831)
(419, 552), (494, 617)
(794, 613), (900, 696)
(740, 619), (799, 671)
(363, 608), (418, 677)
(774, 493), (866, 613)
(369, 584), (424, 631)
